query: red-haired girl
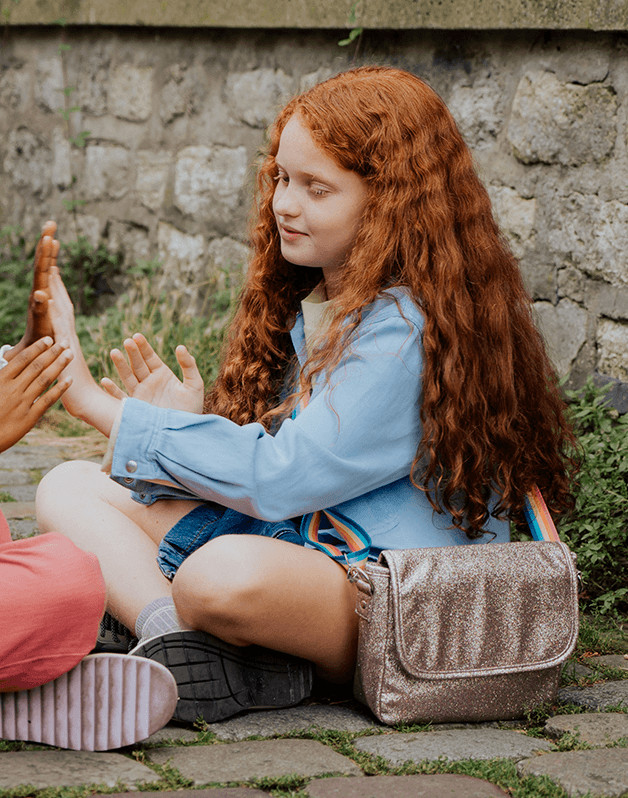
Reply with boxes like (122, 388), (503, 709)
(39, 66), (576, 724)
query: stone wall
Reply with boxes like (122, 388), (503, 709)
(0, 25), (627, 404)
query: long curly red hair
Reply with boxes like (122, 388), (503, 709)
(205, 66), (577, 536)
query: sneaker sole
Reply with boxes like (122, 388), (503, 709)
(131, 631), (313, 724)
(0, 654), (178, 750)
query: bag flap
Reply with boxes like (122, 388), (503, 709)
(379, 541), (579, 679)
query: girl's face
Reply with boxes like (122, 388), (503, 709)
(272, 114), (367, 293)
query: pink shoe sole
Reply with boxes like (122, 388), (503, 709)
(0, 653), (178, 750)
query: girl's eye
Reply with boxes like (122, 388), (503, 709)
(310, 186), (328, 197)
(274, 173), (289, 184)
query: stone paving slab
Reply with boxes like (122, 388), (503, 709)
(517, 747), (628, 797)
(353, 729), (552, 764)
(558, 680), (628, 710)
(93, 790), (270, 798)
(589, 655), (628, 671)
(0, 501), (35, 519)
(0, 469), (32, 485)
(545, 712), (628, 746)
(206, 704), (382, 741)
(148, 739), (362, 783)
(305, 774), (510, 796)
(3, 484), (37, 502)
(140, 723), (200, 745)
(563, 661), (594, 680)
(0, 750), (161, 789)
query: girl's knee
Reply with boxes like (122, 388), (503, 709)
(172, 536), (264, 632)
(36, 460), (104, 529)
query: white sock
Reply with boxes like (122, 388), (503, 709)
(135, 596), (186, 641)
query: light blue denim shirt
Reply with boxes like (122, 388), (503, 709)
(110, 288), (509, 555)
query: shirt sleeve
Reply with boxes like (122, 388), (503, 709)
(110, 306), (423, 521)
(0, 344), (13, 369)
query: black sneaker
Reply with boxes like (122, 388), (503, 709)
(129, 630), (313, 724)
(93, 612), (138, 654)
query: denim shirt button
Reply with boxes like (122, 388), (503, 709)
(125, 460), (138, 473)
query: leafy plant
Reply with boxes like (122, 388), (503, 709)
(0, 226), (34, 343)
(59, 236), (122, 315)
(560, 380), (628, 615)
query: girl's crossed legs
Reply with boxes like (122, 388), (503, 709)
(36, 460), (358, 682)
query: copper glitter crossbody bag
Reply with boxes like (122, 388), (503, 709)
(302, 488), (579, 725)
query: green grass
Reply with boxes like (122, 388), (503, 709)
(0, 490), (15, 502)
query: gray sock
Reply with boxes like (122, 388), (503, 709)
(135, 596), (186, 641)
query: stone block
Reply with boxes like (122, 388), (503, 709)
(533, 299), (588, 377)
(508, 71), (617, 166)
(157, 222), (206, 285)
(0, 67), (30, 111)
(448, 82), (502, 149)
(558, 680), (628, 710)
(306, 774), (509, 797)
(148, 738), (362, 783)
(487, 185), (536, 258)
(588, 655), (628, 671)
(34, 56), (64, 113)
(558, 266), (585, 304)
(299, 68), (336, 94)
(517, 748), (628, 797)
(108, 220), (151, 265)
(546, 194), (628, 290)
(108, 64), (154, 122)
(83, 144), (130, 201)
(0, 750), (161, 789)
(135, 150), (171, 210)
(173, 144), (248, 223)
(3, 128), (51, 198)
(545, 712), (628, 747)
(77, 47), (110, 116)
(353, 728), (552, 764)
(74, 215), (103, 248)
(138, 723), (200, 745)
(52, 127), (72, 189)
(207, 236), (250, 278)
(207, 703), (382, 741)
(597, 319), (628, 381)
(225, 68), (293, 128)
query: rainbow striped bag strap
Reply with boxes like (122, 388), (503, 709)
(301, 486), (559, 570)
(523, 484), (561, 542)
(300, 508), (371, 568)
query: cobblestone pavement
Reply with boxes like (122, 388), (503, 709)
(1, 430), (627, 797)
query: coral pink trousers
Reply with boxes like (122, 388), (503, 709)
(0, 509), (106, 691)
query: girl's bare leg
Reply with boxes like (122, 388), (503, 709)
(172, 535), (358, 681)
(36, 460), (202, 632)
(37, 462), (358, 679)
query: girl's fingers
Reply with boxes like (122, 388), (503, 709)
(123, 338), (151, 381)
(132, 333), (163, 372)
(101, 377), (127, 400)
(22, 347), (73, 402)
(28, 377), (73, 422)
(110, 348), (138, 391)
(4, 337), (55, 377)
(175, 345), (204, 389)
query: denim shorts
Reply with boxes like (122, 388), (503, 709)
(156, 503), (304, 580)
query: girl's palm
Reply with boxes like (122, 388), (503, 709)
(102, 334), (204, 413)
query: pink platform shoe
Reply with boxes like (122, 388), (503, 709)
(0, 653), (178, 750)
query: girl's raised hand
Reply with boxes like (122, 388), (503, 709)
(102, 333), (205, 413)
(0, 337), (73, 453)
(5, 221), (57, 361)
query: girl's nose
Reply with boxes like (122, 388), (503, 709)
(273, 183), (300, 218)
